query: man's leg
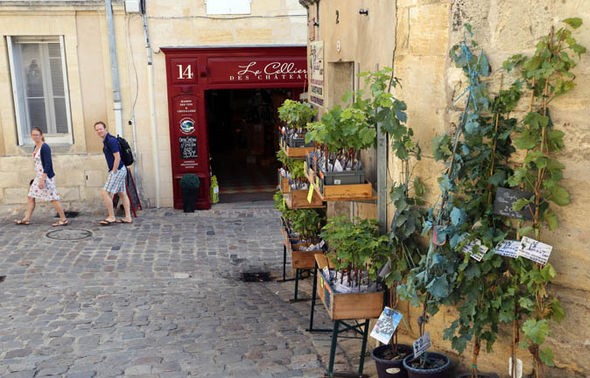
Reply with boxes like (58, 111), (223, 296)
(100, 189), (116, 222)
(118, 191), (132, 222)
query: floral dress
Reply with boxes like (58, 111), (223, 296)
(28, 145), (60, 201)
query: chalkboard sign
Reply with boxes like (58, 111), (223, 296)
(179, 136), (197, 159)
(493, 187), (534, 220)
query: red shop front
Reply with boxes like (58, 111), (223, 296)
(162, 46), (307, 210)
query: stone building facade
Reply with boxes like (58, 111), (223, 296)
(299, 0), (589, 377)
(0, 0), (307, 213)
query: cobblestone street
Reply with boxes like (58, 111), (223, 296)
(0, 202), (377, 377)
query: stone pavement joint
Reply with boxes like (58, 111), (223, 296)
(0, 203), (377, 377)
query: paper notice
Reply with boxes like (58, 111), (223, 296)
(518, 236), (552, 265)
(495, 240), (520, 258)
(463, 239), (489, 261)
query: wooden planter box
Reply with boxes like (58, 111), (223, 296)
(306, 168), (375, 201)
(281, 142), (315, 159)
(285, 188), (324, 209)
(291, 246), (322, 269)
(314, 254), (384, 320)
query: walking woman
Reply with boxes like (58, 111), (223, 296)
(14, 127), (69, 226)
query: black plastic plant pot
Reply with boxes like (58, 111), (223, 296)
(402, 352), (451, 378)
(372, 344), (413, 378)
(181, 187), (198, 213)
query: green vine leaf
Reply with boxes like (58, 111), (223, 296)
(522, 319), (550, 345)
(563, 17), (583, 29)
(549, 185), (571, 206)
(539, 347), (555, 366)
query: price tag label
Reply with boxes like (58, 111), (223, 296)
(307, 183), (315, 203)
(495, 240), (520, 258)
(462, 239), (488, 261)
(518, 236), (552, 265)
(413, 332), (431, 358)
(370, 307), (403, 344)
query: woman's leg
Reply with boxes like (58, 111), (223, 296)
(24, 196), (36, 221)
(51, 200), (67, 221)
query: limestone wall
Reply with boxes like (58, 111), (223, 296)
(0, 0), (307, 212)
(393, 0), (590, 376)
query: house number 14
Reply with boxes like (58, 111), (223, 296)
(177, 64), (194, 80)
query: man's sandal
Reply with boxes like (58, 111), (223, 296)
(14, 219), (30, 225)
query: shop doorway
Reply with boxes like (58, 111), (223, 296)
(206, 88), (293, 202)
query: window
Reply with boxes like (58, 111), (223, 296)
(206, 0), (251, 15)
(7, 36), (73, 145)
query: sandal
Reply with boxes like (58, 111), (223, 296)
(116, 218), (133, 224)
(14, 219), (30, 225)
(52, 219), (69, 227)
(99, 219), (116, 226)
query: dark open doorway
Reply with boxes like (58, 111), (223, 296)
(206, 88), (293, 202)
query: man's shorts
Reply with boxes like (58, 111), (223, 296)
(104, 166), (127, 194)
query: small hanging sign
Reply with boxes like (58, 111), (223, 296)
(518, 236), (553, 265)
(495, 240), (520, 258)
(413, 332), (431, 358)
(493, 187), (534, 220)
(370, 307), (403, 344)
(462, 239), (488, 261)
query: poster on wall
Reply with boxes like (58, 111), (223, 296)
(309, 41), (324, 107)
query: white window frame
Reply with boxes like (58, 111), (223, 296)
(205, 0), (251, 15)
(7, 35), (73, 146)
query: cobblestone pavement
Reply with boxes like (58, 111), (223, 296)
(0, 202), (378, 377)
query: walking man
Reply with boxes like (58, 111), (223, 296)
(94, 121), (132, 225)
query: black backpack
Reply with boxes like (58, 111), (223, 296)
(116, 135), (134, 166)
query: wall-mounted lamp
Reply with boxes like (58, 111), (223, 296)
(359, 9), (369, 16)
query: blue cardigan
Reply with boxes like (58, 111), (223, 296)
(39, 143), (55, 179)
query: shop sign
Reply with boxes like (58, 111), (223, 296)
(207, 57), (307, 84)
(309, 41), (324, 107)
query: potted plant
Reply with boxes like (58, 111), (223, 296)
(501, 18), (584, 378)
(180, 173), (200, 212)
(439, 25), (522, 378)
(277, 149), (323, 208)
(315, 216), (390, 320)
(277, 99), (317, 157)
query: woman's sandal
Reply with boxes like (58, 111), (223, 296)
(14, 219), (30, 225)
(52, 219), (69, 227)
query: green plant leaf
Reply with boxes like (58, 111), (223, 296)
(522, 319), (549, 345)
(427, 276), (450, 299)
(550, 298), (566, 322)
(539, 346), (555, 366)
(544, 209), (559, 230)
(563, 17), (582, 29)
(550, 185), (570, 206)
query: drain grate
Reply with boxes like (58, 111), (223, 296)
(240, 272), (272, 282)
(46, 228), (93, 240)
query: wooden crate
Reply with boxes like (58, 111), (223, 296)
(306, 168), (376, 201)
(314, 254), (384, 320)
(281, 143), (315, 159)
(285, 188), (324, 209)
(291, 249), (323, 269)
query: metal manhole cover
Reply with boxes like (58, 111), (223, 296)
(46, 228), (93, 240)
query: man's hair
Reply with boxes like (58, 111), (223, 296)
(94, 121), (107, 129)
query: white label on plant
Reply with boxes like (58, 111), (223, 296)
(412, 332), (431, 358)
(322, 266), (331, 280)
(518, 236), (552, 265)
(508, 357), (523, 378)
(370, 307), (403, 344)
(463, 239), (488, 261)
(495, 240), (520, 258)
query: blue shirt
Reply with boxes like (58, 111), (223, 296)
(102, 133), (124, 171)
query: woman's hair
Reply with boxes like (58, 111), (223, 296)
(31, 127), (45, 142)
